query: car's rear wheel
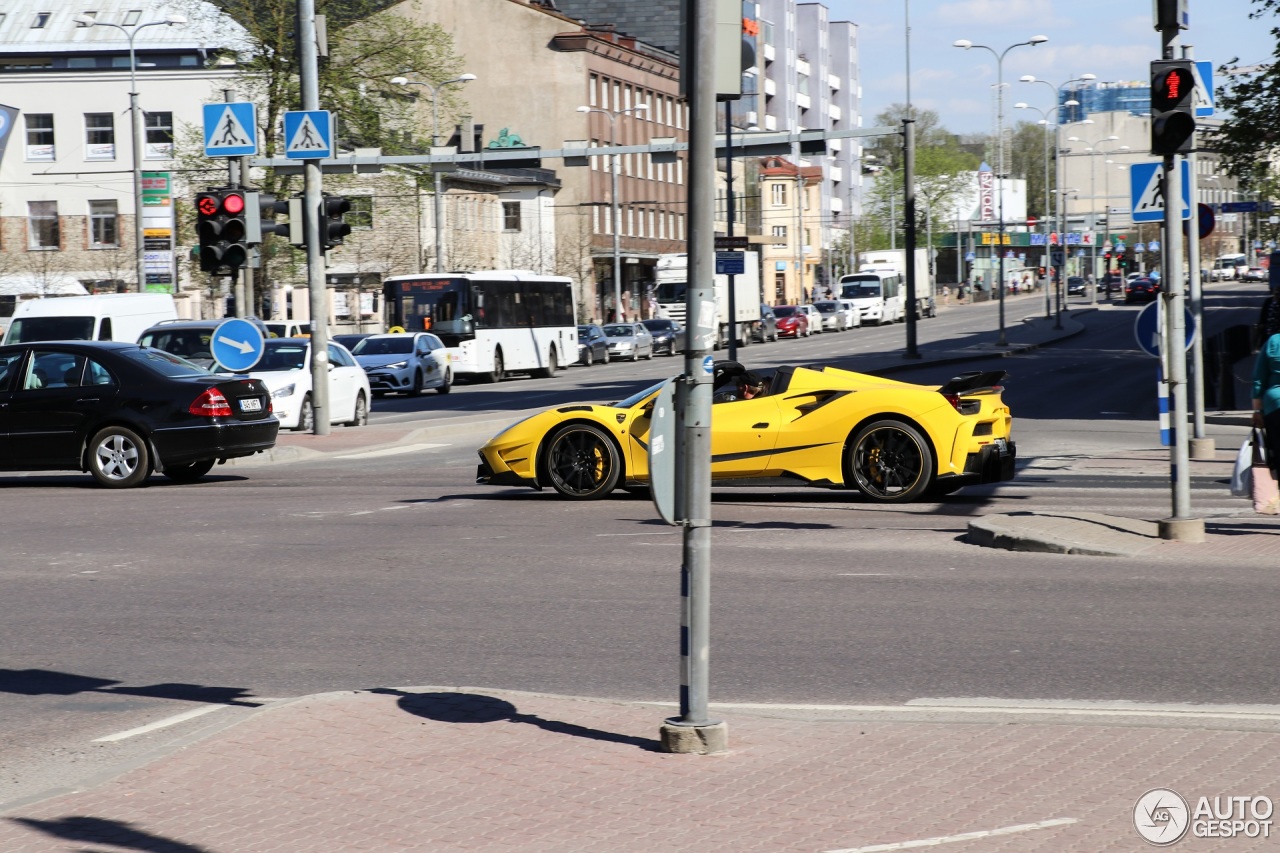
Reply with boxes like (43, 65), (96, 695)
(88, 426), (151, 488)
(847, 419), (933, 502)
(346, 392), (369, 427)
(437, 368), (452, 394)
(542, 424), (621, 499)
(164, 459), (216, 483)
(583, 349), (594, 367)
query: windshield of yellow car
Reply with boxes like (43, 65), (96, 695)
(611, 380), (665, 409)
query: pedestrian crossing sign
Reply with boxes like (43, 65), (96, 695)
(284, 110), (333, 160)
(1130, 160), (1191, 223)
(202, 103), (257, 157)
(1192, 60), (1214, 117)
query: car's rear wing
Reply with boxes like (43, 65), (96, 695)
(938, 370), (1007, 396)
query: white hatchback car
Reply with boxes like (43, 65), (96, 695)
(248, 338), (371, 431)
(797, 304), (823, 334)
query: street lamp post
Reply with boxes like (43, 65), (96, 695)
(1018, 74), (1095, 324)
(75, 13), (187, 293)
(954, 34), (1049, 346)
(392, 74), (478, 273)
(578, 103), (649, 323)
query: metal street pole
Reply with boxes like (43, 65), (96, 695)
(954, 34), (1049, 346)
(1182, 44), (1213, 460)
(903, 119), (920, 358)
(393, 75), (477, 274)
(73, 14), (187, 293)
(725, 101), (738, 361)
(298, 0), (330, 435)
(660, 0), (724, 756)
(1156, 18), (1202, 542)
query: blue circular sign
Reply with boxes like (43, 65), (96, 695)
(1134, 302), (1196, 359)
(211, 318), (266, 372)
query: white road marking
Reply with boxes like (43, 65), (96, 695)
(837, 573), (893, 576)
(334, 443), (448, 460)
(596, 531), (679, 537)
(823, 818), (1078, 852)
(93, 705), (226, 742)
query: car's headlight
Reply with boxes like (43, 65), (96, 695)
(385, 360), (408, 369)
(272, 383), (296, 399)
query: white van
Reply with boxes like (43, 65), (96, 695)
(265, 320), (311, 338)
(3, 294), (178, 345)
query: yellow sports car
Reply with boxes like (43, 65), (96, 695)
(476, 362), (1015, 502)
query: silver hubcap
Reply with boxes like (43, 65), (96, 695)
(96, 435), (138, 480)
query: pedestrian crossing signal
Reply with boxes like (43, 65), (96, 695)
(196, 189), (249, 272)
(1150, 59), (1196, 155)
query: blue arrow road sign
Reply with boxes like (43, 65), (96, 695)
(1134, 300), (1196, 358)
(203, 103), (258, 157)
(1131, 160), (1191, 223)
(284, 110), (333, 159)
(211, 318), (266, 372)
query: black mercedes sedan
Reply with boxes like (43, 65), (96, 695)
(0, 341), (279, 488)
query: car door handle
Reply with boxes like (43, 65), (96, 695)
(76, 397), (101, 404)
(753, 422), (769, 429)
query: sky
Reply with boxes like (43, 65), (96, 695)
(822, 0), (1277, 136)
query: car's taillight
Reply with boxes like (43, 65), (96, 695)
(942, 392), (985, 416)
(190, 387), (233, 417)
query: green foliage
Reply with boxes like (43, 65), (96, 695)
(1209, 1), (1280, 185)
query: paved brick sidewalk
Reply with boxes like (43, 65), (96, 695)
(2, 688), (1279, 852)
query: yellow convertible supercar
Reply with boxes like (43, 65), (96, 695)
(476, 362), (1015, 502)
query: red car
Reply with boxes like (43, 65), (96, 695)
(771, 305), (810, 338)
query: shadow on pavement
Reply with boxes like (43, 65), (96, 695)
(9, 816), (211, 852)
(372, 689), (659, 752)
(0, 668), (267, 707)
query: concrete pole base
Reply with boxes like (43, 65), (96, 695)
(1189, 437), (1216, 460)
(1158, 517), (1206, 542)
(660, 720), (728, 754)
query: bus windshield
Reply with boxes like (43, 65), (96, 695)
(840, 278), (883, 299)
(386, 279), (471, 336)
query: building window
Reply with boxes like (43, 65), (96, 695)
(771, 183), (787, 206)
(502, 201), (521, 232)
(347, 196), (373, 229)
(772, 225), (787, 247)
(31, 12), (51, 28)
(85, 113), (115, 160)
(89, 200), (119, 247)
(28, 201), (60, 249)
(25, 114), (54, 161)
(589, 74), (598, 108)
(123, 10), (141, 26)
(144, 111), (173, 158)
(775, 273), (786, 300)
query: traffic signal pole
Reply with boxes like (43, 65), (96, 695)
(1155, 8), (1202, 542)
(298, 0), (330, 435)
(1183, 43), (1213, 460)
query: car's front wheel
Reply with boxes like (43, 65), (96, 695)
(297, 395), (315, 432)
(88, 425), (151, 488)
(542, 423), (621, 499)
(847, 419), (933, 502)
(164, 459), (216, 483)
(582, 349), (594, 367)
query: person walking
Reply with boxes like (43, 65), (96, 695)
(1253, 331), (1280, 468)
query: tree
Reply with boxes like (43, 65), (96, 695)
(1008, 120), (1052, 220)
(1210, 1), (1280, 184)
(172, 0), (469, 310)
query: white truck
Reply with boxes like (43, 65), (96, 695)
(856, 249), (936, 318)
(654, 251), (762, 349)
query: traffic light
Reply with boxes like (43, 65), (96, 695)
(195, 188), (249, 272)
(245, 191), (291, 243)
(1150, 59), (1196, 155)
(319, 194), (352, 250)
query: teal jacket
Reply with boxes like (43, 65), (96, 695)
(1253, 334), (1280, 415)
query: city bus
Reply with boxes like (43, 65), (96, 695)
(382, 271), (576, 382)
(838, 270), (905, 326)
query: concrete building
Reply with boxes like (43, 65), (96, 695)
(391, 0), (686, 323)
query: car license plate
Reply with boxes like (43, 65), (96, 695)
(240, 398), (263, 412)
(993, 437), (1007, 453)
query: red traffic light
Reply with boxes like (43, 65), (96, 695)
(222, 191), (245, 215)
(196, 194), (219, 216)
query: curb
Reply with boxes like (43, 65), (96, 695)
(967, 512), (1163, 557)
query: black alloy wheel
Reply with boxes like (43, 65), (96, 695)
(543, 424), (621, 499)
(847, 419), (933, 502)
